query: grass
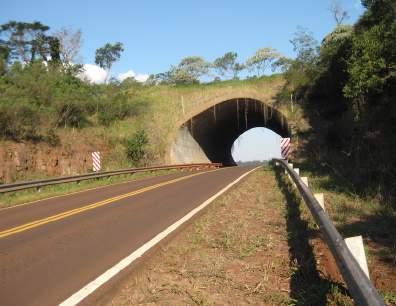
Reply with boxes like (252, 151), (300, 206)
(292, 163), (396, 304)
(0, 169), (176, 209)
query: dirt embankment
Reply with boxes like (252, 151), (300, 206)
(0, 140), (105, 183)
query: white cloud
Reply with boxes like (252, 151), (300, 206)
(117, 70), (149, 83)
(78, 64), (108, 84)
(135, 73), (149, 82)
(78, 66), (149, 84)
(118, 70), (135, 81)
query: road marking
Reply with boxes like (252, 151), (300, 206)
(0, 170), (179, 211)
(58, 166), (259, 306)
(0, 169), (219, 239)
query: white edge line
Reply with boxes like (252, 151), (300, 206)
(58, 166), (260, 306)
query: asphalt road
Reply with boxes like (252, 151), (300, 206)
(0, 166), (255, 306)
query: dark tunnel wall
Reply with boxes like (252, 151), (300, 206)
(172, 98), (290, 166)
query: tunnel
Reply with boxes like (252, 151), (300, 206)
(170, 98), (290, 166)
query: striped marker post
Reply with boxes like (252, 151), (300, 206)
(280, 137), (291, 160)
(92, 152), (101, 172)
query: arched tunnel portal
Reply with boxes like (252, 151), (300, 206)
(170, 98), (290, 166)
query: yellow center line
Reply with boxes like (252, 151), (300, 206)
(0, 169), (220, 239)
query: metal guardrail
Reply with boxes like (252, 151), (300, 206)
(273, 158), (385, 306)
(0, 163), (222, 194)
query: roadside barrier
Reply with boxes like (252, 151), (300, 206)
(273, 158), (385, 306)
(0, 163), (222, 194)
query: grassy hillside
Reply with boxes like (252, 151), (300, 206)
(0, 64), (291, 181)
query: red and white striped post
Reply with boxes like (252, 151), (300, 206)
(280, 137), (291, 160)
(92, 151), (101, 172)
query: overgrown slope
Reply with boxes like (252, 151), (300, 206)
(0, 66), (286, 182)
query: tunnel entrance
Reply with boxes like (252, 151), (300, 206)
(170, 98), (290, 166)
(231, 127), (282, 163)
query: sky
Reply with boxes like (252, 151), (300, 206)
(1, 0), (365, 161)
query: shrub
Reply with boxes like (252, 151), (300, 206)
(126, 130), (148, 166)
(0, 104), (41, 141)
(55, 100), (87, 128)
(98, 93), (131, 126)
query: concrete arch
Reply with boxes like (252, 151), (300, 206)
(170, 97), (290, 166)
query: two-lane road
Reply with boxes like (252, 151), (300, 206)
(0, 166), (256, 306)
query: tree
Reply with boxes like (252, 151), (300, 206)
(146, 71), (172, 85)
(54, 28), (82, 66)
(30, 33), (60, 63)
(168, 56), (210, 84)
(360, 0), (375, 9)
(245, 47), (281, 76)
(47, 36), (61, 63)
(329, 0), (350, 25)
(271, 56), (293, 73)
(290, 27), (319, 71)
(213, 52), (241, 79)
(95, 42), (124, 82)
(0, 44), (9, 74)
(233, 63), (245, 79)
(0, 21), (51, 63)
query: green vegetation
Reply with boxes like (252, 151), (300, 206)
(125, 130), (149, 166)
(3, 0), (393, 203)
(94, 42), (124, 83)
(0, 19), (287, 173)
(0, 29), (284, 173)
(279, 0), (396, 202)
(146, 50), (285, 85)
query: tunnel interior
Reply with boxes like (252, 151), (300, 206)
(171, 98), (290, 166)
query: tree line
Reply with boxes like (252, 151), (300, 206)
(147, 48), (287, 85)
(0, 20), (290, 86)
(0, 20), (125, 81)
(283, 0), (396, 201)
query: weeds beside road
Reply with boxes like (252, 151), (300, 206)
(297, 165), (396, 305)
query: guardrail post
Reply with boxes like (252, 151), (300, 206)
(345, 236), (370, 279)
(290, 168), (299, 188)
(286, 163), (293, 175)
(314, 193), (325, 211)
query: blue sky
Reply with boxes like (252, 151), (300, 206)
(1, 0), (364, 77)
(1, 0), (365, 161)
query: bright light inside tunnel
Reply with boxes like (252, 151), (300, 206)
(231, 127), (282, 163)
